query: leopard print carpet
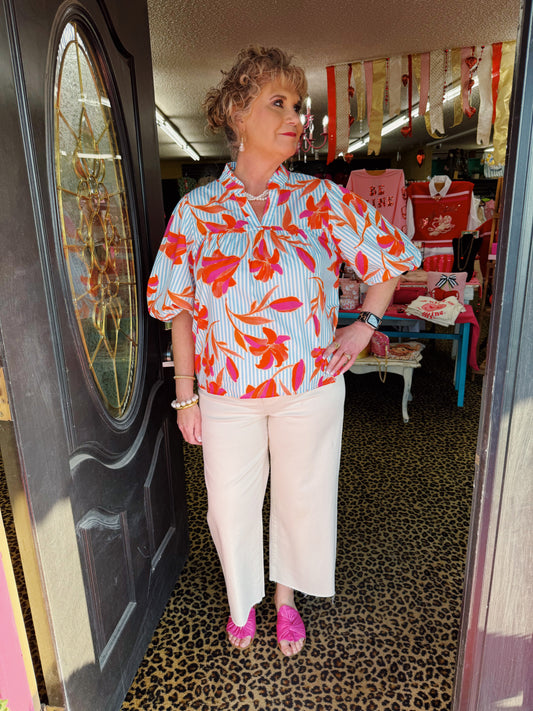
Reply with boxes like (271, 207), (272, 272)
(120, 339), (483, 711)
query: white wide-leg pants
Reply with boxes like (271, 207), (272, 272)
(199, 378), (345, 626)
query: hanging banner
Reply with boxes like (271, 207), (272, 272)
(352, 61), (366, 122)
(388, 55), (402, 117)
(451, 48), (463, 126)
(477, 44), (493, 145)
(493, 41), (516, 164)
(326, 65), (337, 164)
(429, 49), (445, 134)
(367, 58), (386, 155)
(335, 63), (351, 156)
(325, 40), (515, 159)
(492, 42), (503, 124)
(364, 60), (373, 124)
(419, 52), (430, 115)
(461, 46), (476, 117)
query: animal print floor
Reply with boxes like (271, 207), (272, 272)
(121, 342), (483, 710)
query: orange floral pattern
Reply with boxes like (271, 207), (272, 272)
(147, 163), (421, 398)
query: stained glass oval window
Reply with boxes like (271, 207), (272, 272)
(54, 22), (138, 419)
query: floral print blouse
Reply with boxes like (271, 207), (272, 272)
(147, 163), (421, 398)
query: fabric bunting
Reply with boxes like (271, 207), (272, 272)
(451, 48), (463, 126)
(325, 39), (516, 163)
(364, 61), (373, 124)
(352, 61), (366, 122)
(367, 58), (386, 155)
(493, 41), (516, 164)
(477, 44), (493, 146)
(335, 64), (351, 155)
(419, 53), (430, 116)
(461, 46), (476, 117)
(411, 53), (438, 137)
(326, 64), (351, 163)
(491, 42), (503, 124)
(388, 55), (402, 117)
(326, 65), (337, 164)
(429, 49), (445, 135)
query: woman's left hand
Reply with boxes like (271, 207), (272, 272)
(322, 321), (374, 376)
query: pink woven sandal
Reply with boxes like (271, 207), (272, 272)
(276, 605), (306, 654)
(226, 607), (256, 649)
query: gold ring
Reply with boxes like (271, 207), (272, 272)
(333, 341), (340, 350)
(344, 352), (351, 361)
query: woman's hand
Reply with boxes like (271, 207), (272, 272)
(177, 404), (203, 445)
(322, 321), (374, 376)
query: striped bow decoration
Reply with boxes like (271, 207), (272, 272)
(436, 273), (458, 289)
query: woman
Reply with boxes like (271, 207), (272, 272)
(147, 46), (421, 656)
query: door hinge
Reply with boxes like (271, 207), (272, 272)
(0, 368), (12, 421)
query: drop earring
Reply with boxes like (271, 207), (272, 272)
(239, 135), (245, 152)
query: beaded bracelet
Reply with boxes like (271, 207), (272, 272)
(171, 393), (199, 410)
(174, 400), (198, 411)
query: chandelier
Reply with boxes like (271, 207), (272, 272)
(298, 97), (328, 161)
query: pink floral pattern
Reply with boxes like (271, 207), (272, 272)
(147, 163), (421, 398)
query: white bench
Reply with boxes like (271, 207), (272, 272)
(348, 356), (422, 423)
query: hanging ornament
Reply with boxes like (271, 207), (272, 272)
(416, 149), (426, 166)
(464, 45), (485, 119)
(401, 55), (413, 137)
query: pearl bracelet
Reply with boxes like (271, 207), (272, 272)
(171, 393), (199, 410)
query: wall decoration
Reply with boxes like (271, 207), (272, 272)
(326, 41), (515, 163)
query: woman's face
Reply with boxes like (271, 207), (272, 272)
(236, 79), (303, 163)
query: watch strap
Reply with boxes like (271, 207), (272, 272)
(358, 311), (382, 329)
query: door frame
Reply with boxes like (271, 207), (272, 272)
(454, 0), (533, 707)
(0, 0), (187, 708)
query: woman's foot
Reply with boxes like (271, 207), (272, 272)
(226, 607), (256, 650)
(274, 584), (306, 657)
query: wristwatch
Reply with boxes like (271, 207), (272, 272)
(358, 311), (382, 330)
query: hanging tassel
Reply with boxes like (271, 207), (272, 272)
(326, 65), (337, 164)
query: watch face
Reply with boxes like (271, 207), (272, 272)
(361, 312), (381, 328)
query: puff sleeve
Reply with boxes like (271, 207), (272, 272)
(147, 200), (196, 322)
(325, 180), (422, 283)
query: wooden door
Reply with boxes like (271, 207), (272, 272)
(0, 1), (187, 709)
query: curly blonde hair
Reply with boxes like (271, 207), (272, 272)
(203, 46), (308, 156)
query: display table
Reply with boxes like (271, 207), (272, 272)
(348, 356), (421, 423)
(339, 304), (480, 407)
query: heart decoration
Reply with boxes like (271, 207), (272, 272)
(401, 73), (409, 86)
(465, 55), (478, 69)
(468, 78), (475, 91)
(401, 126), (412, 137)
(465, 106), (477, 118)
(431, 287), (460, 302)
(416, 150), (425, 166)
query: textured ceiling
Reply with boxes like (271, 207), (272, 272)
(147, 0), (522, 162)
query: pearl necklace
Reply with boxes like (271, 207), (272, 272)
(242, 189), (269, 201)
